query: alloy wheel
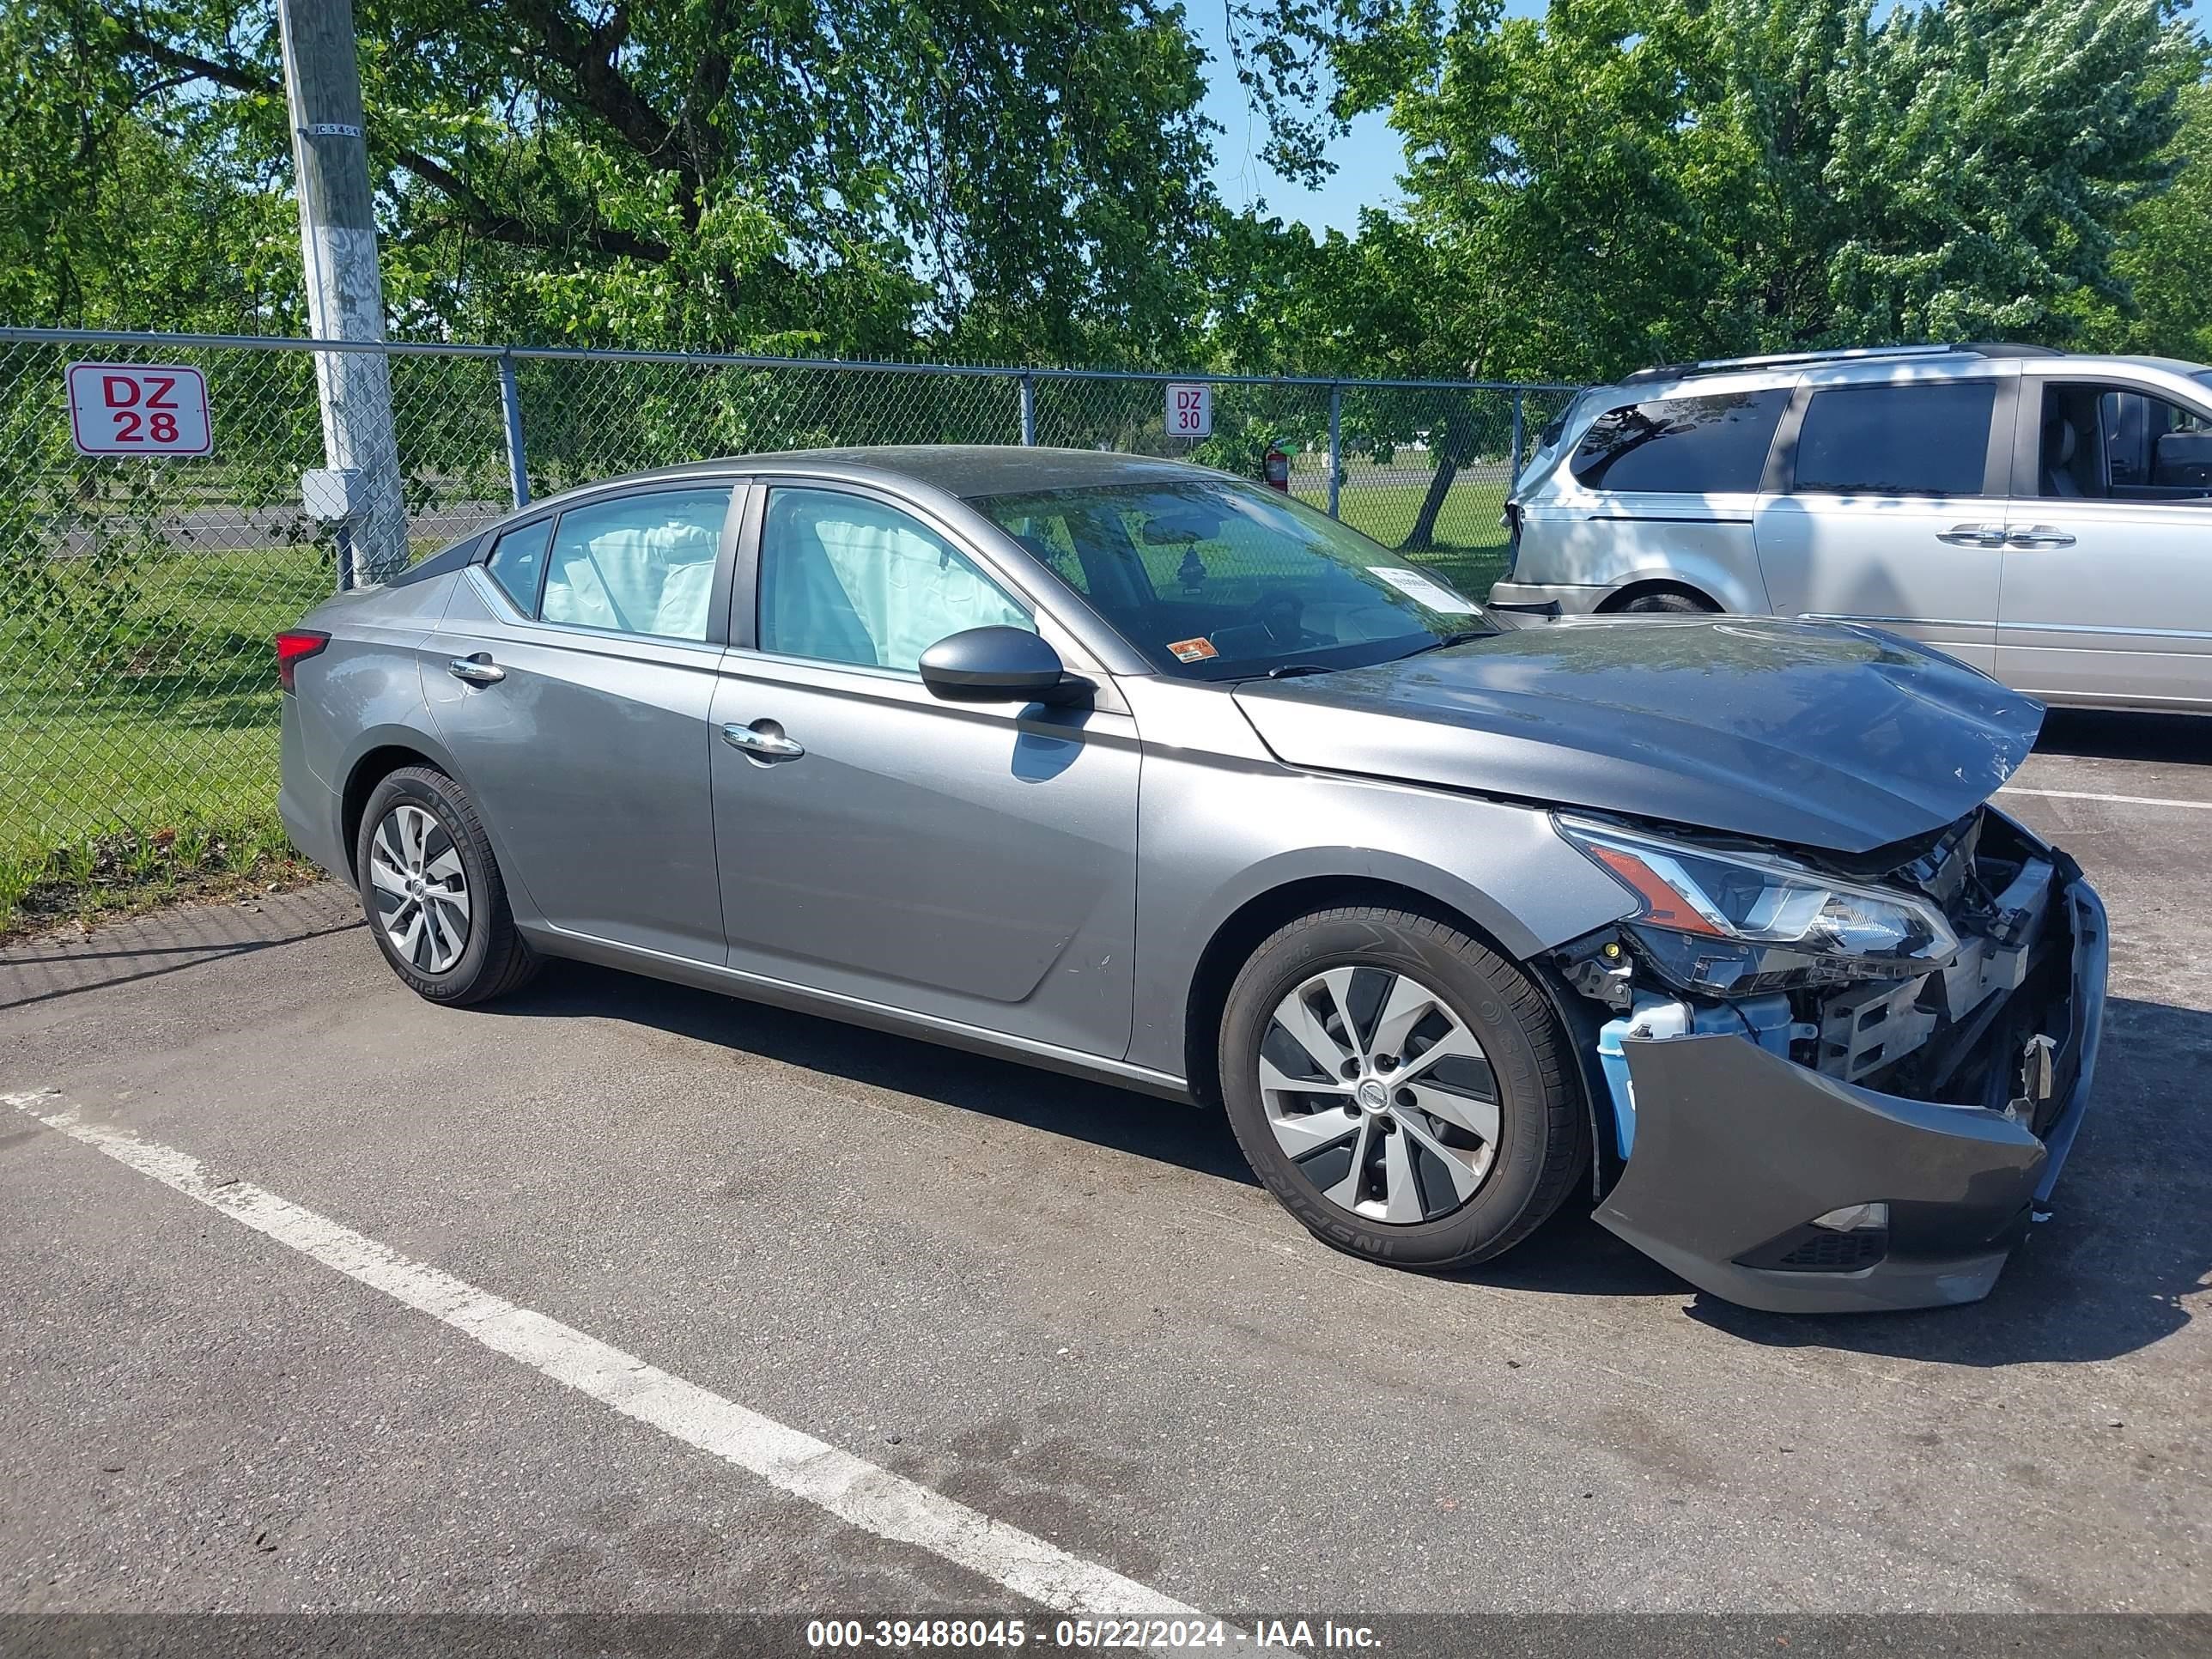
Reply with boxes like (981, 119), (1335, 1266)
(1259, 965), (1501, 1223)
(367, 803), (471, 975)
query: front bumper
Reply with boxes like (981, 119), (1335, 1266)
(1487, 580), (1610, 615)
(1592, 875), (2107, 1314)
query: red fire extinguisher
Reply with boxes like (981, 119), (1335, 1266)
(1262, 441), (1291, 492)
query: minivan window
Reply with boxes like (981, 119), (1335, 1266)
(1569, 390), (1789, 493)
(1792, 382), (1996, 498)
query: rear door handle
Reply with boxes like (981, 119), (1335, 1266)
(721, 720), (805, 761)
(447, 654), (505, 685)
(2006, 526), (2076, 548)
(1936, 524), (2008, 546)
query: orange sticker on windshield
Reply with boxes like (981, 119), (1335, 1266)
(1168, 636), (1218, 663)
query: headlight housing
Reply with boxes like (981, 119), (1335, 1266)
(1558, 816), (1959, 996)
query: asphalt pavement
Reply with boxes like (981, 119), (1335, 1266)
(0, 708), (2205, 1631)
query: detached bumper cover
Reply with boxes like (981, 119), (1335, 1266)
(1593, 877), (2107, 1314)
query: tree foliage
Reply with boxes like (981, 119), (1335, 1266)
(0, 0), (2203, 386)
(2078, 76), (2212, 360)
(9, 0), (1231, 360)
(1275, 0), (2204, 380)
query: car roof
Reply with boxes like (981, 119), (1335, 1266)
(566, 445), (1227, 503)
(1606, 344), (2209, 402)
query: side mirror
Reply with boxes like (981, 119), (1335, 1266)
(919, 626), (1091, 706)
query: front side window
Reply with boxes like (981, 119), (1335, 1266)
(538, 487), (732, 641)
(974, 480), (1492, 680)
(2039, 383), (2212, 502)
(1569, 390), (1789, 493)
(757, 488), (1032, 672)
(1792, 381), (1996, 498)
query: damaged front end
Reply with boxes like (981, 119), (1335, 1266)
(1550, 808), (2107, 1314)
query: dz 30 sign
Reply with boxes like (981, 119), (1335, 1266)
(67, 362), (213, 456)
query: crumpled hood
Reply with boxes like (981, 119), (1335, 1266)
(1231, 616), (2043, 854)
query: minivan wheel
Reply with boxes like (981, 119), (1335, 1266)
(1218, 906), (1586, 1271)
(1618, 588), (1713, 614)
(354, 765), (539, 1006)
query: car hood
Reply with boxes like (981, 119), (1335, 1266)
(1231, 617), (2042, 854)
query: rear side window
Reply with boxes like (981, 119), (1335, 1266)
(1792, 382), (1996, 498)
(540, 487), (732, 641)
(1570, 391), (1788, 493)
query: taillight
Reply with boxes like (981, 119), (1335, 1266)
(275, 629), (330, 694)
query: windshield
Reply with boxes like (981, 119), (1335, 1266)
(972, 479), (1494, 679)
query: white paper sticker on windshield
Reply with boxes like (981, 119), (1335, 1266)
(1370, 566), (1480, 613)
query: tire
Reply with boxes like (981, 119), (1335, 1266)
(1218, 906), (1586, 1271)
(354, 764), (539, 1006)
(1618, 588), (1714, 614)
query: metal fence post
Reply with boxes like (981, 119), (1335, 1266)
(1509, 388), (1525, 491)
(1019, 373), (1037, 447)
(1327, 385), (1343, 519)
(499, 351), (530, 508)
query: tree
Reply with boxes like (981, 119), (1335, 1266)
(2078, 74), (2212, 360)
(0, 4), (301, 330)
(1296, 0), (2200, 395)
(7, 0), (1234, 361)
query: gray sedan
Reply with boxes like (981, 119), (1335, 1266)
(276, 447), (2107, 1313)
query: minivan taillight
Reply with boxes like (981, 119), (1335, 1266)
(275, 629), (330, 694)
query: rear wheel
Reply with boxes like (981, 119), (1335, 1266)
(1617, 587), (1715, 614)
(1218, 906), (1586, 1270)
(355, 765), (538, 1006)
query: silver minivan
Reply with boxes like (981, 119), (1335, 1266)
(1491, 343), (2212, 712)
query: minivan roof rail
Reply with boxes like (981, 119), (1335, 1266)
(1620, 342), (2063, 386)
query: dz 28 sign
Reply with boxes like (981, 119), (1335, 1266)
(67, 362), (213, 457)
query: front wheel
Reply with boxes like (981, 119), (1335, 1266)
(1218, 906), (1586, 1270)
(355, 765), (540, 1006)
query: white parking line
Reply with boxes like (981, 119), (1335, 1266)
(1999, 786), (2212, 811)
(4, 1088), (1208, 1621)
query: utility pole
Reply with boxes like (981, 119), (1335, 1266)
(277, 0), (407, 585)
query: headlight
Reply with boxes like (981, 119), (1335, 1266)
(1558, 816), (1958, 994)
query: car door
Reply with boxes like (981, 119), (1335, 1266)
(711, 480), (1141, 1059)
(1996, 372), (2212, 710)
(422, 480), (741, 962)
(1753, 366), (2018, 673)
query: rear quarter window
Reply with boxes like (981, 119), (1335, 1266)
(1570, 390), (1789, 493)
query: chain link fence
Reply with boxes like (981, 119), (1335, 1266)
(0, 326), (1577, 895)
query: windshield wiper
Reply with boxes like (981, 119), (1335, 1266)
(1264, 663), (1334, 678)
(1400, 629), (1493, 658)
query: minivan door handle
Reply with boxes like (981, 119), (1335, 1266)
(2006, 526), (2077, 549)
(447, 653), (506, 685)
(721, 720), (805, 761)
(1936, 524), (2008, 546)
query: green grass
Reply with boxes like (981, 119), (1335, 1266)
(0, 544), (333, 933)
(1312, 477), (1514, 598)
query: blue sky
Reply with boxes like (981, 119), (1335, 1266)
(1185, 3), (1404, 237)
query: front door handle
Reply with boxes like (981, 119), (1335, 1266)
(447, 654), (506, 685)
(2007, 526), (2077, 549)
(1936, 524), (2008, 546)
(721, 720), (805, 761)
